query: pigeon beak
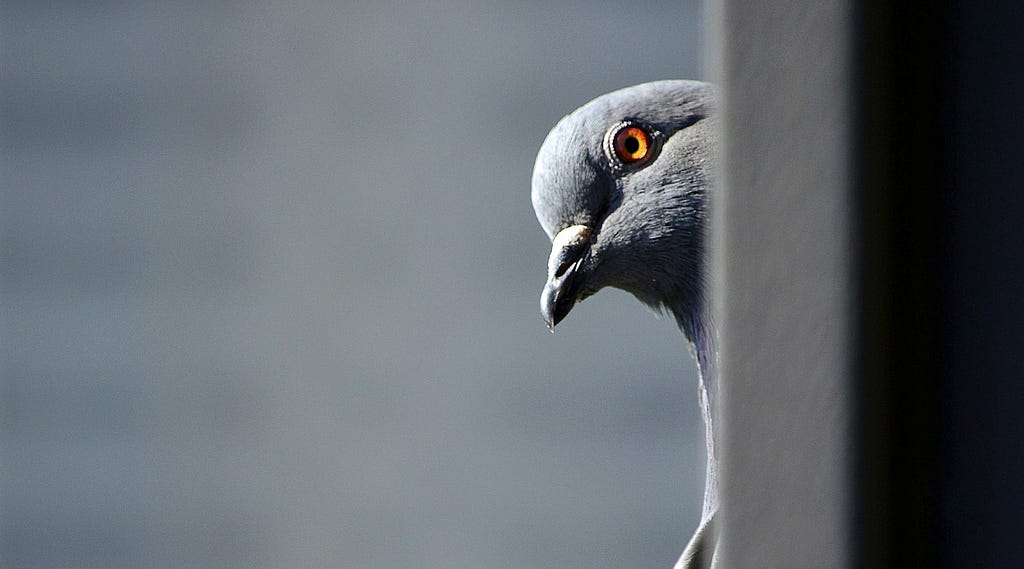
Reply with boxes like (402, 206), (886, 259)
(541, 225), (592, 331)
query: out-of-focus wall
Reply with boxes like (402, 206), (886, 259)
(1, 3), (704, 568)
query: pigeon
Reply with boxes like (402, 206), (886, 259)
(531, 80), (718, 569)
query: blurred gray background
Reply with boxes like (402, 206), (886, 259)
(1, 2), (705, 568)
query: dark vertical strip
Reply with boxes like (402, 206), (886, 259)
(853, 3), (950, 568)
(855, 1), (1024, 567)
(942, 2), (1024, 566)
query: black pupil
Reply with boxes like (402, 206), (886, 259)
(624, 135), (640, 154)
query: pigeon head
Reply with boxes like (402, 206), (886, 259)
(532, 80), (716, 338)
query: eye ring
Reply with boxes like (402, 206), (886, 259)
(605, 122), (658, 169)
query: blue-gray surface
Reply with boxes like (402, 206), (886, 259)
(1, 3), (704, 568)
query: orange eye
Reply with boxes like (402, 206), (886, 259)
(613, 125), (651, 163)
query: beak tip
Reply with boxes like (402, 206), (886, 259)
(540, 291), (570, 332)
(541, 310), (556, 332)
(540, 288), (562, 332)
(544, 315), (557, 332)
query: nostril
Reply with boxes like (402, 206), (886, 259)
(555, 259), (574, 278)
(547, 225), (592, 279)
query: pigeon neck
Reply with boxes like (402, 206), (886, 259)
(671, 299), (719, 521)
